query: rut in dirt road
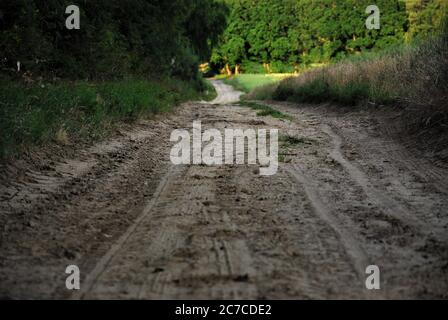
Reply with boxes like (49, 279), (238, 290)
(1, 80), (447, 299)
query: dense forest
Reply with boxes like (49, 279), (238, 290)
(1, 1), (445, 79)
(0, 0), (228, 83)
(211, 0), (447, 74)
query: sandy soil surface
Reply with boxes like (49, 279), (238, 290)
(1, 80), (447, 299)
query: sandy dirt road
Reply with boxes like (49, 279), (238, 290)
(1, 80), (447, 299)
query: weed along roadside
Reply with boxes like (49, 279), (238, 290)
(0, 79), (213, 159)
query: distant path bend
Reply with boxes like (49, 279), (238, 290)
(209, 80), (244, 104)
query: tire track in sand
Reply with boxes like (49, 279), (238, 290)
(322, 124), (447, 241)
(284, 165), (370, 288)
(72, 164), (180, 300)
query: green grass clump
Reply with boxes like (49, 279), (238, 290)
(223, 74), (292, 93)
(0, 78), (205, 158)
(239, 101), (292, 120)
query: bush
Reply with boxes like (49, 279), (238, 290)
(332, 82), (370, 105)
(271, 77), (296, 101)
(287, 77), (330, 103)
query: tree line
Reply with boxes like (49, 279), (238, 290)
(211, 0), (446, 74)
(0, 0), (228, 83)
(1, 0), (445, 80)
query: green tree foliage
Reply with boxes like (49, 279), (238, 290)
(212, 0), (423, 73)
(0, 0), (228, 81)
(406, 0), (448, 38)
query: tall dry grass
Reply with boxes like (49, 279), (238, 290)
(249, 21), (448, 123)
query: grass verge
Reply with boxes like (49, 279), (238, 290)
(0, 78), (211, 158)
(223, 74), (293, 93)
